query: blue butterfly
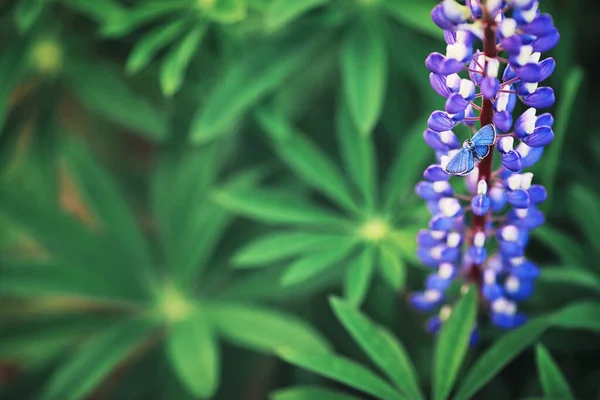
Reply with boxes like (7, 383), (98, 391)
(444, 124), (497, 176)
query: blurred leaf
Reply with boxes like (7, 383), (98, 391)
(568, 185), (600, 254)
(433, 286), (477, 400)
(343, 246), (375, 307)
(266, 0), (329, 31)
(382, 0), (441, 39)
(63, 138), (152, 268)
(61, 0), (124, 23)
(190, 29), (332, 143)
(535, 344), (575, 400)
(270, 386), (361, 400)
(167, 311), (220, 398)
(40, 316), (158, 400)
(258, 109), (360, 214)
(0, 42), (27, 133)
(64, 58), (167, 141)
(204, 0), (247, 23)
(539, 267), (600, 294)
(15, 0), (45, 33)
(336, 100), (377, 210)
(160, 25), (206, 97)
(454, 318), (551, 400)
(532, 226), (586, 265)
(378, 246), (406, 291)
(210, 303), (331, 354)
(539, 66), (584, 201)
(277, 350), (405, 400)
(281, 240), (357, 286)
(100, 3), (185, 37)
(126, 20), (187, 74)
(383, 112), (432, 210)
(214, 187), (350, 227)
(330, 297), (425, 400)
(232, 231), (353, 268)
(551, 301), (600, 332)
(341, 19), (387, 136)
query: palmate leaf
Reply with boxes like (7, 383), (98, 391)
(203, 0), (247, 23)
(343, 246), (376, 307)
(532, 226), (587, 265)
(433, 286), (477, 400)
(0, 39), (27, 133)
(378, 246), (406, 291)
(209, 302), (330, 354)
(453, 317), (551, 400)
(535, 344), (575, 400)
(39, 315), (159, 400)
(381, 0), (441, 39)
(266, 0), (329, 32)
(277, 350), (405, 400)
(61, 0), (124, 24)
(550, 301), (600, 332)
(538, 267), (600, 295)
(330, 297), (425, 400)
(568, 185), (600, 257)
(271, 386), (361, 400)
(341, 17), (388, 136)
(15, 0), (45, 33)
(166, 311), (220, 399)
(99, 2), (187, 37)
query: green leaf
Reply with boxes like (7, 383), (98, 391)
(336, 100), (377, 210)
(535, 344), (574, 400)
(266, 0), (329, 31)
(213, 187), (350, 227)
(15, 0), (45, 33)
(40, 316), (158, 400)
(539, 267), (600, 294)
(210, 303), (331, 354)
(532, 226), (586, 265)
(166, 311), (220, 398)
(125, 20), (187, 74)
(433, 286), (477, 400)
(0, 41), (27, 133)
(454, 318), (551, 400)
(277, 350), (405, 400)
(64, 57), (167, 141)
(190, 29), (331, 143)
(538, 66), (584, 201)
(63, 138), (153, 269)
(233, 231), (353, 268)
(257, 109), (359, 214)
(60, 0), (124, 24)
(550, 301), (600, 332)
(381, 0), (441, 39)
(281, 240), (357, 286)
(203, 0), (247, 23)
(343, 246), (376, 307)
(330, 297), (424, 400)
(378, 246), (406, 291)
(160, 25), (206, 97)
(568, 185), (600, 253)
(341, 19), (387, 136)
(100, 3), (185, 37)
(270, 386), (361, 400)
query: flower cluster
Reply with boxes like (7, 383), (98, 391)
(411, 0), (558, 340)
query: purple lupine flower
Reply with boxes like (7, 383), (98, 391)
(411, 0), (558, 337)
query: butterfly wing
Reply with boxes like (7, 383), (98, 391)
(473, 144), (490, 160)
(445, 147), (474, 175)
(471, 124), (497, 146)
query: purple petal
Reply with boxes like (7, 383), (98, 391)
(522, 125), (555, 147)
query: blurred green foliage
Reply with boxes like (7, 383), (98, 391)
(0, 0), (599, 399)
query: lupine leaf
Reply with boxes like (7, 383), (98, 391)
(257, 109), (360, 214)
(330, 297), (425, 400)
(0, 41), (27, 133)
(550, 301), (600, 332)
(39, 316), (158, 400)
(270, 386), (361, 400)
(539, 66), (584, 201)
(125, 20), (187, 74)
(343, 246), (376, 307)
(341, 18), (387, 136)
(336, 100), (377, 210)
(213, 187), (350, 227)
(210, 303), (331, 354)
(381, 0), (441, 39)
(232, 231), (353, 268)
(532, 226), (586, 265)
(539, 267), (600, 294)
(64, 57), (167, 141)
(281, 241), (357, 287)
(60, 0), (124, 23)
(568, 185), (600, 254)
(203, 0), (246, 23)
(535, 344), (575, 400)
(378, 246), (406, 291)
(166, 311), (220, 398)
(15, 0), (45, 33)
(160, 25), (206, 97)
(277, 350), (405, 400)
(433, 285), (477, 400)
(266, 0), (329, 31)
(453, 317), (551, 400)
(100, 3), (185, 37)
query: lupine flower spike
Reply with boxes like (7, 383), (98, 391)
(413, 0), (558, 344)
